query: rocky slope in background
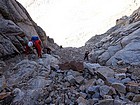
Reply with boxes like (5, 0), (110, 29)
(50, 7), (140, 104)
(0, 0), (58, 59)
(85, 7), (140, 68)
(55, 7), (140, 68)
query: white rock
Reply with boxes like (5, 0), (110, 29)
(115, 73), (126, 80)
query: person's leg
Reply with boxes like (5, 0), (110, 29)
(87, 56), (89, 61)
(84, 56), (86, 60)
(38, 49), (42, 58)
(84, 55), (89, 61)
(37, 47), (42, 58)
(25, 45), (29, 58)
(33, 46), (38, 58)
(25, 45), (29, 55)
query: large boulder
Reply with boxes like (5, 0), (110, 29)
(132, 94), (140, 102)
(95, 99), (114, 105)
(107, 41), (140, 66)
(59, 61), (84, 72)
(112, 83), (126, 94)
(0, 34), (19, 58)
(40, 54), (60, 68)
(95, 66), (115, 80)
(7, 60), (38, 86)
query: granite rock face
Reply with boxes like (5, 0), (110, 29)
(0, 0), (58, 59)
(85, 7), (140, 67)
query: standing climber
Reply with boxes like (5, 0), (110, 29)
(32, 36), (42, 58)
(84, 51), (89, 61)
(31, 36), (42, 58)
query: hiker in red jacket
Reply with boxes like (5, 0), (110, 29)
(34, 40), (42, 58)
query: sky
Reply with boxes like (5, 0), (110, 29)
(17, 0), (140, 47)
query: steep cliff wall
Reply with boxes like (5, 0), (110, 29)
(0, 0), (55, 59)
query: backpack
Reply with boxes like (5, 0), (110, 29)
(31, 36), (39, 42)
